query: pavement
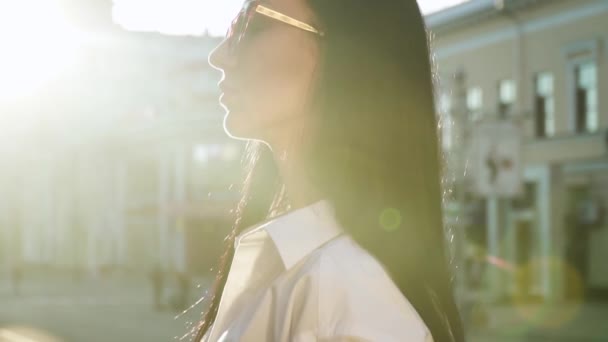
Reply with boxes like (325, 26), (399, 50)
(1, 271), (607, 342)
(0, 271), (209, 342)
(467, 300), (608, 342)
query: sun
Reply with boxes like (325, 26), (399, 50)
(0, 0), (82, 102)
(0, 0), (469, 104)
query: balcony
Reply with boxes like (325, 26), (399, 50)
(523, 129), (608, 164)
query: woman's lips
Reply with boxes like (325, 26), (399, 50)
(219, 92), (228, 105)
(219, 92), (238, 109)
(219, 81), (237, 94)
(219, 82), (238, 107)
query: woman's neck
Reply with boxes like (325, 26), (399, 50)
(272, 141), (322, 211)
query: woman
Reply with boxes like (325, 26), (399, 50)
(196, 0), (464, 341)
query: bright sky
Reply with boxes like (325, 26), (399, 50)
(0, 0), (467, 103)
(0, 0), (83, 101)
(112, 0), (470, 36)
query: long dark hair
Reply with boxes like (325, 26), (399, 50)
(194, 0), (464, 341)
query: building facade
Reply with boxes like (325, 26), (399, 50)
(0, 2), (238, 277)
(429, 0), (608, 302)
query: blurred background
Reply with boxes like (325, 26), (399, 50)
(0, 0), (606, 341)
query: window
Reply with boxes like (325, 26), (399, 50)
(574, 62), (598, 133)
(534, 72), (555, 137)
(189, 143), (242, 201)
(498, 79), (516, 118)
(193, 143), (240, 164)
(467, 87), (483, 121)
(438, 93), (453, 150)
(511, 182), (537, 210)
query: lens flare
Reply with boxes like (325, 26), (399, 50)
(510, 257), (584, 330)
(379, 208), (402, 232)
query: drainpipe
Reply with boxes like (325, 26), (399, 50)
(489, 0), (528, 302)
(495, 0), (526, 120)
(495, 0), (560, 302)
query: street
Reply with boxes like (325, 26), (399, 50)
(0, 271), (208, 342)
(1, 272), (607, 342)
(469, 303), (608, 342)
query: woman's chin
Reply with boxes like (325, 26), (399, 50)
(223, 112), (255, 141)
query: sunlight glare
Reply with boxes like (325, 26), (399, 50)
(0, 1), (82, 102)
(112, 0), (243, 37)
(112, 0), (469, 37)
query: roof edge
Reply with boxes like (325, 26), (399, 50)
(425, 0), (498, 29)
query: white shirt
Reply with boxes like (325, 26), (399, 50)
(203, 200), (433, 342)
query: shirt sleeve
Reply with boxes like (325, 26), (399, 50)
(317, 241), (433, 342)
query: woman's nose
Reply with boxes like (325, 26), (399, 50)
(208, 39), (235, 72)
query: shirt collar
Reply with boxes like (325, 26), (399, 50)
(237, 200), (343, 269)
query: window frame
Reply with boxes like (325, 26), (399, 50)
(466, 86), (483, 122)
(563, 38), (601, 134)
(533, 72), (555, 138)
(497, 79), (517, 118)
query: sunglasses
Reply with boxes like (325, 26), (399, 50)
(226, 0), (324, 52)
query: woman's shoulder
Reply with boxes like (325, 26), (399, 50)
(313, 235), (412, 304)
(313, 235), (432, 341)
(273, 235), (388, 295)
(287, 234), (404, 293)
(270, 235), (431, 341)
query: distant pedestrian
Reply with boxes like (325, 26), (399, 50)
(171, 272), (191, 312)
(11, 264), (23, 296)
(150, 265), (164, 310)
(463, 244), (488, 328)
